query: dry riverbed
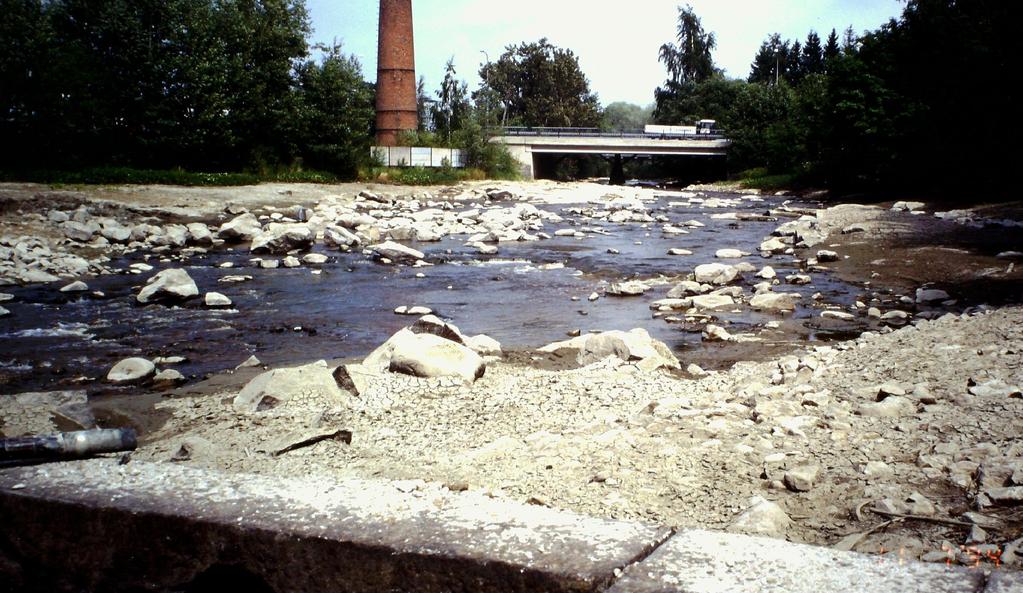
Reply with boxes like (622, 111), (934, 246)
(1, 180), (1022, 570)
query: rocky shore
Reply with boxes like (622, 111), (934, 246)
(1, 180), (1021, 570)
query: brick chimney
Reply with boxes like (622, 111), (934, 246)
(375, 0), (417, 146)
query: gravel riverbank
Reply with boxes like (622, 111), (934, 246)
(1, 180), (1021, 569)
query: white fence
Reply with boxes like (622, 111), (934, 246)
(371, 146), (465, 168)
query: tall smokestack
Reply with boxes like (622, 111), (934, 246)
(376, 0), (417, 146)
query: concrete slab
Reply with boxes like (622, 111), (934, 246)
(608, 528), (988, 593)
(0, 459), (669, 593)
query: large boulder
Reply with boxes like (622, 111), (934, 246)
(233, 361), (346, 413)
(137, 269), (199, 304)
(368, 241), (425, 264)
(539, 328), (680, 370)
(694, 263), (739, 285)
(217, 213), (262, 241)
(186, 223), (215, 246)
(62, 221), (98, 242)
(250, 223), (315, 254)
(107, 358), (156, 384)
(388, 333), (485, 383)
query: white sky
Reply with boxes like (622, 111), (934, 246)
(307, 0), (904, 105)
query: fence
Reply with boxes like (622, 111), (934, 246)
(371, 146), (465, 168)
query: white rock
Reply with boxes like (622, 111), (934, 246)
(715, 248), (745, 259)
(816, 250), (839, 262)
(153, 369), (185, 385)
(786, 274), (812, 285)
(858, 395), (915, 417)
(702, 324), (733, 342)
(60, 281), (89, 293)
(205, 292), (232, 307)
(137, 269), (198, 304)
(667, 248), (693, 256)
(606, 281), (648, 296)
(691, 294), (735, 310)
(749, 292), (801, 312)
(0, 305), (9, 317)
(107, 358), (156, 383)
(539, 328), (680, 370)
(302, 253), (328, 264)
(283, 256), (301, 268)
(588, 292), (599, 302)
(728, 496), (792, 537)
(218, 213), (262, 241)
(250, 223), (315, 254)
(694, 263), (739, 285)
(756, 266), (777, 279)
(233, 361), (345, 413)
(465, 334), (503, 357)
(368, 241), (425, 264)
(821, 310), (855, 321)
(783, 465), (820, 492)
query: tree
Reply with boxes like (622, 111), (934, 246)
(602, 102), (653, 131)
(749, 34), (789, 84)
(823, 28), (841, 65)
(431, 58), (470, 143)
(801, 31), (824, 76)
(294, 42), (374, 177)
(478, 38), (601, 128)
(658, 4), (717, 86)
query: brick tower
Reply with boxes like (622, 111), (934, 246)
(375, 0), (417, 146)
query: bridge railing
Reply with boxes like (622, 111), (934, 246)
(495, 126), (727, 140)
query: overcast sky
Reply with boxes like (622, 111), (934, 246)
(306, 0), (905, 106)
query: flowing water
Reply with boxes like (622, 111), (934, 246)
(0, 192), (861, 396)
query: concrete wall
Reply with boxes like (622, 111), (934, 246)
(371, 146), (464, 168)
(1, 460), (1017, 593)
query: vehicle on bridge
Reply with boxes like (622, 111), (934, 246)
(644, 119), (720, 138)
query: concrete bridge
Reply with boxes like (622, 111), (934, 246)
(491, 127), (730, 183)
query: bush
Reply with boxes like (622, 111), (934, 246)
(0, 167), (260, 186)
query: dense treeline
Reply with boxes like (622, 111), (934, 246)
(655, 0), (1012, 195)
(0, 0), (374, 177)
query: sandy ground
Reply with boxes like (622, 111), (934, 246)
(2, 180), (1023, 569)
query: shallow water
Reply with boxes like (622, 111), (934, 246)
(0, 191), (860, 395)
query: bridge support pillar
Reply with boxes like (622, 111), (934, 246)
(609, 154), (625, 185)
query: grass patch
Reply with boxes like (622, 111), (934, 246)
(359, 166), (490, 185)
(0, 167), (260, 187)
(736, 167), (799, 191)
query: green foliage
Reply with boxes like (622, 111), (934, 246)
(479, 38), (601, 128)
(0, 167), (260, 186)
(602, 102), (654, 132)
(431, 59), (471, 144)
(0, 0), (373, 181)
(658, 4), (717, 85)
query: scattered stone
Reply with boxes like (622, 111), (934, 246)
(892, 201), (926, 212)
(153, 356), (186, 365)
(259, 259), (279, 269)
(785, 274), (812, 285)
(690, 294), (735, 311)
(694, 263), (739, 285)
(821, 310), (855, 321)
(858, 395), (915, 417)
(153, 368), (185, 386)
(217, 213), (261, 241)
(749, 292), (801, 313)
(539, 328), (680, 370)
(783, 465), (820, 492)
(756, 266), (776, 280)
(282, 256), (301, 268)
(728, 496), (792, 537)
(588, 292), (599, 302)
(60, 281), (89, 293)
(107, 358), (156, 384)
(386, 333), (485, 383)
(368, 241), (425, 264)
(235, 355), (262, 369)
(715, 248), (745, 259)
(702, 324), (733, 342)
(606, 281), (648, 297)
(816, 250), (839, 262)
(250, 223), (315, 254)
(916, 288), (950, 304)
(985, 487), (1023, 505)
(302, 253), (328, 265)
(667, 248), (693, 256)
(204, 292), (232, 308)
(906, 492), (937, 516)
(137, 269), (198, 304)
(968, 380), (1021, 398)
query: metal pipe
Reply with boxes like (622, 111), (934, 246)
(0, 429), (138, 466)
